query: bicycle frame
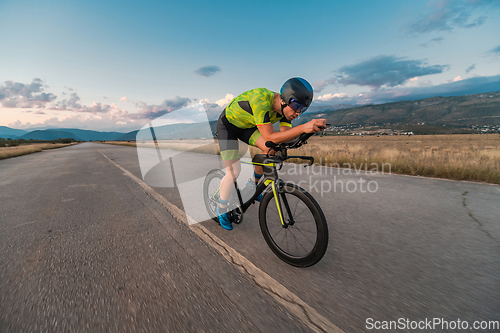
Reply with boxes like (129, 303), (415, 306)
(206, 131), (329, 267)
(232, 153), (312, 227)
(216, 131), (319, 226)
(237, 158), (276, 212)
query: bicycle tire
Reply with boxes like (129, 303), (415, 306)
(259, 183), (328, 267)
(203, 169), (225, 222)
(203, 169), (243, 224)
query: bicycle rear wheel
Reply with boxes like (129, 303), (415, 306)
(203, 169), (243, 224)
(203, 169), (225, 222)
(259, 183), (328, 267)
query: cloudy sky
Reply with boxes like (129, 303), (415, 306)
(1, 0), (499, 132)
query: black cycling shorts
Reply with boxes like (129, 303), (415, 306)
(216, 110), (261, 161)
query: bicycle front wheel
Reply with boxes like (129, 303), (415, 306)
(259, 183), (328, 267)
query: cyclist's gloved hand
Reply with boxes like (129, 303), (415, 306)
(265, 141), (277, 149)
(303, 119), (326, 133)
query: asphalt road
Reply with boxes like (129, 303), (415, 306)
(1, 142), (499, 332)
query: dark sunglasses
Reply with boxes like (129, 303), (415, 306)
(288, 98), (308, 113)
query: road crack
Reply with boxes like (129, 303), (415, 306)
(462, 191), (495, 240)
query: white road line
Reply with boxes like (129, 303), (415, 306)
(99, 150), (344, 333)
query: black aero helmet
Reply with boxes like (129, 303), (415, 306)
(280, 77), (314, 111)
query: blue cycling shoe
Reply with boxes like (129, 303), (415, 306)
(217, 207), (233, 230)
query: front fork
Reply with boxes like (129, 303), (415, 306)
(269, 179), (295, 228)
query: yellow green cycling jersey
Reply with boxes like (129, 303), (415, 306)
(224, 88), (292, 129)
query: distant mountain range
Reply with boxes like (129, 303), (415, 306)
(117, 122), (216, 141)
(294, 91), (500, 127)
(0, 126), (28, 139)
(0, 127), (127, 141)
(306, 104), (355, 113)
(1, 91), (498, 140)
(19, 130), (82, 141)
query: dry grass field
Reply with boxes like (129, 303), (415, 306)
(290, 134), (500, 184)
(103, 133), (500, 184)
(0, 143), (77, 160)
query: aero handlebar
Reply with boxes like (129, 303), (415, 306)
(265, 124), (330, 150)
(264, 124), (330, 165)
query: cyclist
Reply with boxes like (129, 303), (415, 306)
(216, 77), (326, 230)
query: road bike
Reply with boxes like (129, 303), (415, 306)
(203, 132), (328, 267)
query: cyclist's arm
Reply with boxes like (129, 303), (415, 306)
(258, 119), (325, 143)
(280, 126), (291, 132)
(258, 124), (302, 143)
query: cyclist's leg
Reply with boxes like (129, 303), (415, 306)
(239, 129), (273, 202)
(247, 131), (276, 181)
(240, 128), (269, 179)
(216, 113), (241, 229)
(217, 113), (243, 204)
(217, 157), (239, 230)
(219, 157), (240, 205)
